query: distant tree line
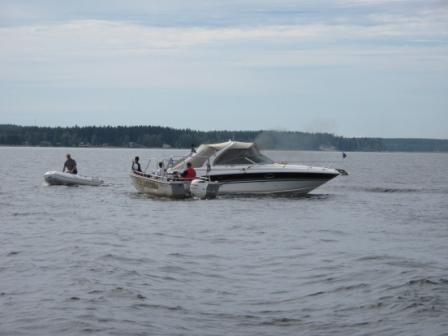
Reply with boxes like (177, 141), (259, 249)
(1, 124), (447, 152)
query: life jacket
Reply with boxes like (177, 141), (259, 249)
(184, 167), (196, 180)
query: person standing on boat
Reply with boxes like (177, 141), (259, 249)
(132, 156), (142, 172)
(155, 161), (165, 177)
(180, 162), (196, 181)
(63, 154), (77, 174)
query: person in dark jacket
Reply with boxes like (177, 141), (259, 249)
(132, 156), (142, 172)
(63, 154), (77, 174)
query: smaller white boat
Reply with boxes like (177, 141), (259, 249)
(130, 170), (190, 198)
(130, 170), (220, 199)
(44, 171), (103, 186)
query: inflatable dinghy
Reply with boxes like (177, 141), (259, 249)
(44, 171), (103, 186)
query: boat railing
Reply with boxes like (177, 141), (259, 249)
(132, 169), (198, 183)
(169, 153), (217, 171)
(280, 159), (348, 175)
(136, 153), (204, 179)
(141, 156), (183, 173)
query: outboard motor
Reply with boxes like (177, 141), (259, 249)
(190, 178), (220, 199)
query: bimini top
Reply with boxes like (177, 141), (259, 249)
(172, 141), (273, 169)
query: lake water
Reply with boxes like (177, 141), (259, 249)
(1, 147), (447, 336)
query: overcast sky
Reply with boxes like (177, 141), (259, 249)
(0, 0), (447, 138)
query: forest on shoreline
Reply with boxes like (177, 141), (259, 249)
(1, 124), (447, 152)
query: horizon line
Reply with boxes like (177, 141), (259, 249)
(1, 123), (447, 141)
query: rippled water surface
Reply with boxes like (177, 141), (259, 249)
(1, 147), (447, 336)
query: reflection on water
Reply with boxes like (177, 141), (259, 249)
(0, 147), (447, 336)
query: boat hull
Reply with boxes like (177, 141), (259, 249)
(44, 171), (103, 186)
(200, 169), (339, 195)
(216, 178), (331, 195)
(130, 172), (190, 198)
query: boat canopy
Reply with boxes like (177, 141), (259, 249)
(172, 141), (273, 169)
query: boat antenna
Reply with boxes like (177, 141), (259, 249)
(206, 159), (211, 176)
(144, 159), (151, 173)
(167, 157), (174, 169)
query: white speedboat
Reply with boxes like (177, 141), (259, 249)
(44, 171), (103, 186)
(168, 141), (339, 195)
(129, 171), (220, 199)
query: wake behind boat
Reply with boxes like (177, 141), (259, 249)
(44, 171), (103, 186)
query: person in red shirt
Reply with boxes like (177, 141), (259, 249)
(180, 162), (196, 181)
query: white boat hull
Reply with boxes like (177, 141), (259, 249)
(194, 165), (339, 195)
(44, 171), (103, 186)
(216, 178), (330, 195)
(130, 172), (190, 198)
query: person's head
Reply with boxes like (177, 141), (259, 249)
(66, 154), (71, 159)
(134, 156), (139, 162)
(187, 162), (192, 168)
(158, 162), (163, 168)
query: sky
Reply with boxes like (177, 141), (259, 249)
(0, 0), (447, 138)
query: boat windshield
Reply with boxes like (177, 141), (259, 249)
(171, 141), (273, 169)
(171, 147), (218, 170)
(213, 147), (273, 165)
(187, 147), (218, 167)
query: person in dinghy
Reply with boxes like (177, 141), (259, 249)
(63, 154), (78, 174)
